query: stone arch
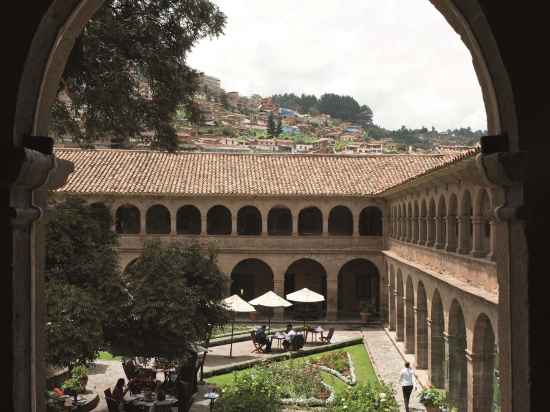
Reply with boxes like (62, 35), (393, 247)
(284, 258), (327, 318)
(145, 204), (171, 234)
(389, 265), (396, 331)
(436, 195), (447, 248)
(359, 206), (383, 236)
(230, 259), (274, 303)
(459, 189), (473, 253)
(237, 206), (262, 235)
(337, 258), (380, 318)
(115, 204), (140, 234)
(472, 313), (498, 412)
(298, 206), (322, 235)
(447, 193), (459, 252)
(396, 269), (405, 342)
(430, 289), (445, 388)
(176, 205), (201, 235)
(448, 299), (468, 411)
(268, 206), (292, 235)
(328, 206), (353, 236)
(405, 276), (415, 354)
(416, 281), (429, 369)
(207, 205), (232, 235)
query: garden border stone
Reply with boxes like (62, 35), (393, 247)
(280, 381), (335, 407)
(203, 337), (364, 378)
(315, 351), (357, 386)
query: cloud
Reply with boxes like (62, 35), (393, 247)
(187, 0), (486, 131)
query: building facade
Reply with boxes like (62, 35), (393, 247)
(54, 148), (499, 411)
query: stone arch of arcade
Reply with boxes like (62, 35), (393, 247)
(284, 258), (327, 318)
(337, 258), (379, 319)
(230, 258), (274, 303)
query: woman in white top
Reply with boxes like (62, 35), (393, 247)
(399, 361), (417, 412)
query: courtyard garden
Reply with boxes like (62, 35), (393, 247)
(206, 343), (400, 411)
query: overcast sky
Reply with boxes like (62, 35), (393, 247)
(187, 0), (486, 131)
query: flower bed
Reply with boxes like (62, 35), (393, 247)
(312, 350), (357, 386)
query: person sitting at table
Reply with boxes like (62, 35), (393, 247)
(154, 380), (167, 401)
(282, 324), (297, 351)
(254, 325), (272, 352)
(112, 378), (130, 402)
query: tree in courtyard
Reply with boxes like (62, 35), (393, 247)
(108, 240), (229, 361)
(50, 0), (226, 151)
(45, 198), (125, 367)
(275, 116), (283, 137)
(267, 112), (277, 138)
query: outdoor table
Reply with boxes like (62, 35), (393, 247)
(124, 392), (178, 412)
(271, 333), (286, 350)
(307, 326), (324, 343)
(204, 390), (219, 412)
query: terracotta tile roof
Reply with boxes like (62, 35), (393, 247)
(54, 148), (478, 197)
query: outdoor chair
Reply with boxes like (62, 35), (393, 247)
(320, 327), (335, 344)
(290, 334), (305, 351)
(104, 395), (120, 412)
(250, 331), (266, 353)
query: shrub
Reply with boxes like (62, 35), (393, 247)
(70, 365), (88, 380)
(61, 376), (83, 394)
(314, 351), (349, 375)
(326, 382), (399, 412)
(417, 387), (448, 408)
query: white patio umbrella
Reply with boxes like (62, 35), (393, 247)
(248, 291), (293, 332)
(286, 288), (326, 329)
(223, 294), (256, 357)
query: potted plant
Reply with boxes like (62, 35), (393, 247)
(359, 302), (375, 323)
(418, 386), (448, 412)
(71, 365), (89, 393)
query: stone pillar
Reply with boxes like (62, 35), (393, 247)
(140, 206), (147, 234)
(444, 332), (451, 392)
(434, 217), (444, 249)
(487, 220), (497, 261)
(170, 208), (177, 235)
(201, 215), (207, 235)
(231, 215), (237, 236)
(412, 217), (419, 243)
(352, 210), (359, 238)
(445, 215), (457, 252)
(404, 296), (415, 353)
(419, 217), (426, 244)
(426, 216), (435, 246)
(388, 285), (396, 331)
(292, 213), (298, 236)
(471, 216), (485, 257)
(396, 291), (404, 342)
(415, 307), (429, 369)
(326, 276), (338, 320)
(466, 349), (497, 412)
(457, 215), (472, 254)
(428, 319), (446, 388)
(322, 213), (328, 236)
(261, 211), (268, 237)
(273, 272), (285, 320)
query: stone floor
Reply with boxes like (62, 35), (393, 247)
(86, 327), (426, 411)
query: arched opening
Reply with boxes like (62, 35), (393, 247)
(115, 204), (140, 234)
(268, 207), (292, 235)
(428, 198), (436, 246)
(389, 266), (396, 331)
(472, 313), (498, 412)
(430, 290), (445, 388)
(145, 204), (171, 234)
(405, 276), (415, 354)
(298, 207), (322, 235)
(284, 259), (327, 318)
(237, 206), (262, 235)
(207, 205), (232, 235)
(420, 199), (427, 244)
(328, 206), (353, 236)
(416, 281), (429, 369)
(446, 194), (458, 252)
(436, 196), (447, 249)
(396, 269), (405, 342)
(359, 206), (383, 236)
(459, 190), (473, 254)
(448, 300), (468, 411)
(176, 205), (201, 235)
(337, 259), (379, 319)
(231, 259), (274, 304)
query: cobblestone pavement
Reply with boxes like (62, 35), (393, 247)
(362, 328), (425, 412)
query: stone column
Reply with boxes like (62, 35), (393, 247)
(201, 215), (207, 235)
(140, 206), (147, 234)
(426, 216), (435, 246)
(457, 215), (472, 254)
(273, 271), (285, 320)
(445, 215), (457, 252)
(419, 217), (426, 244)
(322, 213), (328, 236)
(231, 214), (237, 236)
(412, 217), (419, 243)
(292, 213), (299, 236)
(388, 284), (396, 331)
(466, 349), (497, 412)
(326, 275), (338, 320)
(170, 208), (177, 235)
(414, 307), (429, 369)
(434, 217), (444, 248)
(396, 291), (404, 342)
(471, 216), (485, 257)
(352, 210), (359, 238)
(261, 211), (268, 237)
(428, 319), (446, 388)
(487, 220), (497, 261)
(404, 296), (415, 353)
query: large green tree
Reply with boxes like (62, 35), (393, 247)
(108, 240), (229, 360)
(50, 0), (226, 151)
(267, 112), (277, 138)
(45, 198), (124, 367)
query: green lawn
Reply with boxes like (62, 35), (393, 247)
(97, 351), (122, 361)
(206, 343), (378, 393)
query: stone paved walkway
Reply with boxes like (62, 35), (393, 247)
(362, 328), (425, 412)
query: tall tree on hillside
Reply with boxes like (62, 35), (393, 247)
(267, 112), (277, 137)
(275, 117), (283, 137)
(50, 0), (226, 151)
(318, 93), (362, 121)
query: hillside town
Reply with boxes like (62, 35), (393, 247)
(56, 73), (482, 155)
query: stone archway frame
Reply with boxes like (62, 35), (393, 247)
(14, 1), (523, 412)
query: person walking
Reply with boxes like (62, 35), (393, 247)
(399, 361), (417, 412)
